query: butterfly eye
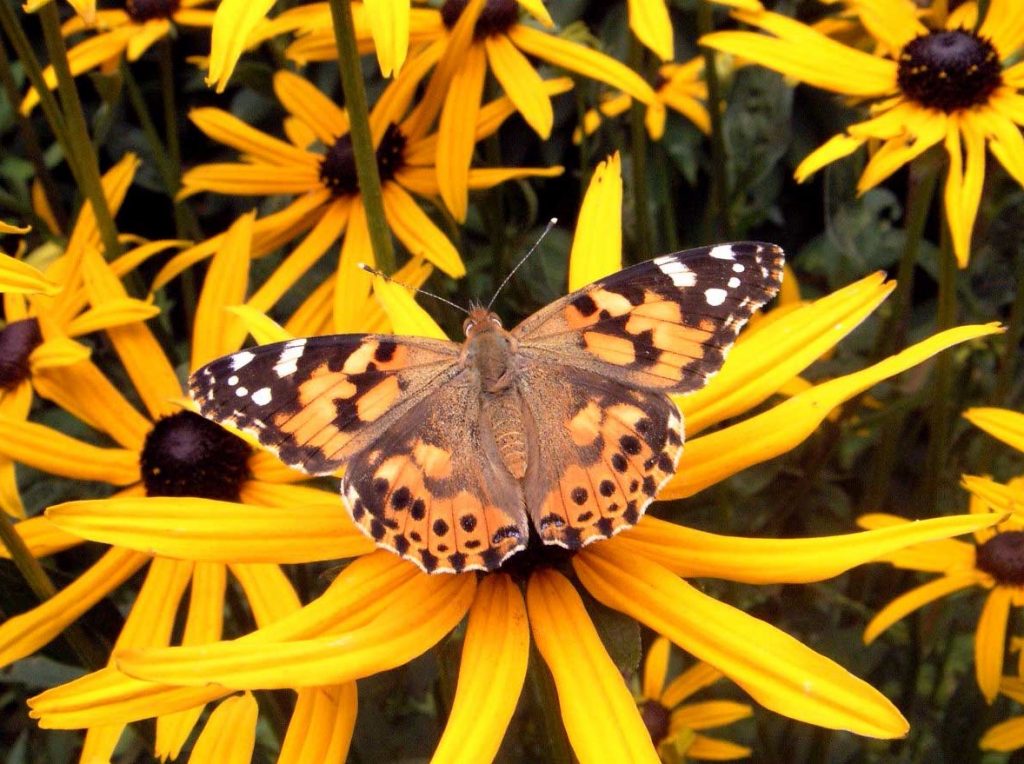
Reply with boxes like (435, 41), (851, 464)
(488, 315), (502, 328)
(463, 317), (476, 334)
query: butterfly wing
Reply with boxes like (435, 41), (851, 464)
(513, 242), (784, 393)
(189, 334), (461, 475)
(340, 369), (529, 574)
(514, 242), (783, 547)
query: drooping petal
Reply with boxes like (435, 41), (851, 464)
(575, 545), (909, 738)
(976, 587), (1013, 703)
(381, 182), (465, 276)
(855, 513), (977, 572)
(433, 574), (529, 764)
(485, 33), (554, 137)
(364, 0), (410, 77)
(964, 407), (1024, 453)
(64, 298), (161, 337)
(333, 200), (375, 332)
(437, 41), (487, 222)
(863, 571), (982, 644)
(206, 0), (276, 92)
(980, 716), (1024, 752)
(642, 636), (671, 701)
(180, 163), (322, 198)
(628, 0), (673, 60)
(189, 692), (258, 763)
(569, 153), (623, 291)
(794, 133), (867, 183)
(670, 700), (751, 730)
(278, 684), (357, 764)
(857, 112), (946, 193)
(0, 252), (59, 295)
(370, 272), (449, 340)
(0, 515), (83, 560)
(45, 496), (375, 564)
(662, 323), (1003, 499)
(0, 416), (140, 484)
(527, 569), (659, 763)
(274, 70), (349, 146)
(661, 662), (723, 709)
(685, 734), (753, 760)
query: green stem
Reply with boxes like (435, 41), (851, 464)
(697, 0), (732, 240)
(0, 512), (105, 670)
(326, 0), (396, 274)
(0, 1), (76, 181)
(628, 39), (652, 261)
(38, 3), (121, 259)
(0, 40), (66, 230)
(993, 254), (1024, 405)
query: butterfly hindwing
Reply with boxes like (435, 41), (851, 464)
(188, 334), (460, 475)
(513, 242), (784, 393)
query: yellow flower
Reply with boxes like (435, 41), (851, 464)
(22, 0), (96, 25)
(702, 0), (1024, 266)
(639, 636), (752, 762)
(627, 0), (764, 61)
(27, 154), (1005, 761)
(577, 56), (709, 142)
(981, 677), (1024, 752)
(21, 0), (217, 114)
(0, 213), (370, 760)
(857, 406), (1024, 704)
(160, 59), (564, 330)
(0, 220), (60, 296)
(275, 0), (655, 220)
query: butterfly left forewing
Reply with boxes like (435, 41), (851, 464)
(189, 334), (461, 475)
(514, 242), (784, 393)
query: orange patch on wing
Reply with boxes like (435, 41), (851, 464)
(567, 401), (602, 446)
(341, 340), (378, 374)
(583, 331), (636, 365)
(590, 289), (633, 316)
(632, 296), (682, 323)
(355, 376), (401, 421)
(373, 343), (409, 371)
(413, 440), (453, 479)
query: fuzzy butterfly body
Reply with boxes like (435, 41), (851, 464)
(190, 242), (784, 573)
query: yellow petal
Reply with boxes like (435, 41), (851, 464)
(180, 162), (322, 198)
(28, 336), (92, 369)
(675, 271), (894, 435)
(0, 220), (30, 235)
(964, 407), (1024, 454)
(485, 33), (553, 137)
(527, 569), (659, 763)
(515, 0), (553, 27)
(192, 211), (254, 368)
(116, 571), (476, 688)
(279, 684), (357, 763)
(569, 153), (623, 291)
(0, 252), (59, 295)
(628, 0), (673, 60)
(190, 692), (258, 764)
(855, 513), (976, 572)
(125, 19), (171, 61)
(364, 0), (410, 77)
(671, 699), (752, 730)
(509, 25), (656, 105)
(0, 515), (82, 560)
(206, 0), (276, 92)
(614, 513), (1002, 583)
(863, 570), (982, 644)
(977, 587), (1013, 703)
(229, 562), (301, 626)
(794, 133), (866, 183)
(273, 70), (349, 146)
(661, 662), (722, 709)
(46, 496), (376, 564)
(943, 116), (986, 268)
(437, 42), (487, 222)
(434, 575), (529, 763)
(0, 415), (140, 484)
(858, 113), (946, 193)
(0, 548), (148, 668)
(662, 323), (1003, 499)
(575, 545), (909, 738)
(980, 716), (1024, 752)
(686, 734), (752, 760)
(381, 182), (465, 277)
(64, 298), (161, 337)
(642, 636), (671, 701)
(333, 201), (375, 331)
(466, 165), (564, 190)
(371, 274), (449, 340)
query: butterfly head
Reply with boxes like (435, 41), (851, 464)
(462, 305), (504, 338)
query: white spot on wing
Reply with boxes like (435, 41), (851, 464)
(653, 254), (675, 265)
(274, 338), (307, 378)
(732, 263), (745, 273)
(251, 387), (272, 406)
(728, 276), (741, 288)
(709, 245), (736, 260)
(658, 260), (696, 287)
(704, 288), (728, 307)
(231, 351), (255, 370)
(236, 386), (249, 397)
(227, 375), (239, 386)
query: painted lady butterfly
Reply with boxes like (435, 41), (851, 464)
(190, 242), (784, 573)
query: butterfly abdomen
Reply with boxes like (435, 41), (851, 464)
(482, 391), (529, 479)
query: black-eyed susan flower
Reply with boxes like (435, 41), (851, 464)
(0, 213), (373, 760)
(577, 55), (709, 142)
(702, 0), (1024, 266)
(275, 0), (655, 220)
(0, 221), (57, 296)
(27, 154), (1004, 761)
(857, 407), (1024, 703)
(981, 677), (1024, 752)
(161, 61), (564, 330)
(21, 0), (217, 114)
(638, 636), (752, 762)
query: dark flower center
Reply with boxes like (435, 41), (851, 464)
(975, 530), (1024, 586)
(140, 411), (251, 501)
(125, 0), (180, 23)
(640, 699), (672, 744)
(500, 528), (575, 581)
(440, 0), (518, 40)
(897, 29), (1002, 112)
(0, 318), (42, 391)
(319, 123), (407, 197)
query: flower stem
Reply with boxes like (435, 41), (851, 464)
(0, 40), (65, 230)
(0, 511), (105, 670)
(628, 38), (653, 262)
(993, 254), (1024, 404)
(326, 0), (396, 275)
(37, 3), (121, 259)
(698, 0), (732, 240)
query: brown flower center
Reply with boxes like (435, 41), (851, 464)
(319, 123), (407, 197)
(975, 530), (1024, 586)
(440, 0), (518, 40)
(640, 699), (672, 744)
(125, 0), (180, 23)
(0, 318), (42, 391)
(897, 29), (1002, 112)
(140, 411), (251, 501)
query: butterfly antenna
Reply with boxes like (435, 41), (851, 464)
(486, 217), (558, 311)
(357, 263), (469, 315)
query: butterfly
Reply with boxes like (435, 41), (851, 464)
(190, 242), (784, 574)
